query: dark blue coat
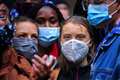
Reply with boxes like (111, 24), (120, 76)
(90, 25), (120, 80)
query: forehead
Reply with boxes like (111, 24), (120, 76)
(62, 22), (88, 34)
(15, 21), (37, 31)
(0, 3), (8, 9)
(37, 6), (57, 17)
(57, 3), (68, 8)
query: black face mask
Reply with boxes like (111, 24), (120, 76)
(0, 23), (14, 46)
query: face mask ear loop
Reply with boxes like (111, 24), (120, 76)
(108, 0), (117, 7)
(110, 6), (120, 17)
(86, 39), (91, 45)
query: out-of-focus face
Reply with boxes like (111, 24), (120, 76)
(57, 3), (70, 20)
(25, 0), (41, 3)
(87, 0), (120, 28)
(61, 22), (91, 44)
(88, 0), (120, 14)
(15, 21), (38, 42)
(16, 0), (41, 3)
(0, 3), (9, 26)
(36, 6), (59, 27)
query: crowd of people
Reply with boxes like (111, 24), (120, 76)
(0, 0), (119, 80)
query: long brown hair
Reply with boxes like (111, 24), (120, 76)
(58, 16), (96, 71)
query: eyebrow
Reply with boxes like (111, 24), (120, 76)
(37, 16), (58, 19)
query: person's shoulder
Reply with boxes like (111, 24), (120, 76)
(115, 36), (120, 45)
(2, 47), (17, 65)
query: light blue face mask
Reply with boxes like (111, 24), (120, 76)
(12, 37), (38, 60)
(38, 27), (60, 47)
(87, 4), (111, 27)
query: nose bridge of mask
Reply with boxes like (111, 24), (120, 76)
(63, 39), (86, 49)
(12, 37), (36, 47)
(72, 40), (75, 50)
(71, 39), (81, 50)
(13, 37), (38, 53)
(39, 27), (60, 40)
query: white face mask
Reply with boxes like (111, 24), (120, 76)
(61, 39), (89, 63)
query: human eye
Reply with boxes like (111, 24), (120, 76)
(63, 34), (72, 41)
(36, 17), (45, 25)
(76, 34), (86, 41)
(31, 34), (38, 40)
(16, 33), (27, 38)
(49, 17), (58, 24)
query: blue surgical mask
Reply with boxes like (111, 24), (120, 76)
(87, 4), (111, 27)
(38, 27), (60, 47)
(12, 37), (38, 60)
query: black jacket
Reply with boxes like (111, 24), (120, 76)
(57, 65), (90, 80)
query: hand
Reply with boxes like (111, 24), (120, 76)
(32, 54), (55, 77)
